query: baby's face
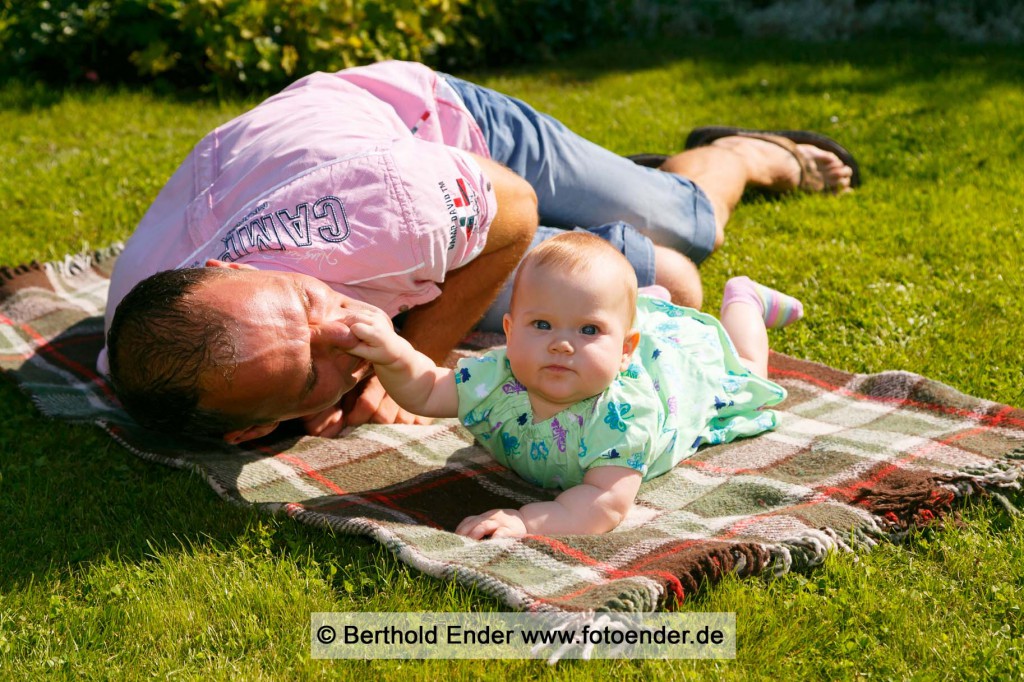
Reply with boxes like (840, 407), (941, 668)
(502, 262), (637, 421)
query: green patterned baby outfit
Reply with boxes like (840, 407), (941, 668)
(455, 296), (787, 489)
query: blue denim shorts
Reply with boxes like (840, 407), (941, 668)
(442, 74), (717, 263)
(442, 74), (717, 331)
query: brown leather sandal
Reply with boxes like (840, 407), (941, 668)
(684, 125), (862, 190)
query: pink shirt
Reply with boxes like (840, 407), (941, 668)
(100, 61), (496, 374)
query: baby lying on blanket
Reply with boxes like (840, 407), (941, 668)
(345, 232), (802, 538)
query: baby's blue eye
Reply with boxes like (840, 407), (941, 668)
(533, 320), (551, 330)
(580, 324), (598, 335)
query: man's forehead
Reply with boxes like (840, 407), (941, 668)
(198, 265), (276, 290)
(192, 270), (306, 356)
(194, 301), (308, 417)
(194, 268), (294, 310)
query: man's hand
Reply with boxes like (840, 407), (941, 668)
(339, 375), (431, 427)
(299, 377), (430, 436)
(456, 508), (529, 540)
(301, 404), (348, 438)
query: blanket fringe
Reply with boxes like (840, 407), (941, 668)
(3, 244), (123, 284)
(767, 527), (854, 577)
(758, 459), (1022, 581)
(947, 459), (1024, 490)
(43, 243), (124, 279)
(841, 456), (1024, 538)
(991, 492), (1022, 516)
(1, 262), (42, 281)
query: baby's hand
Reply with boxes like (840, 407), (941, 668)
(456, 509), (529, 540)
(343, 307), (410, 366)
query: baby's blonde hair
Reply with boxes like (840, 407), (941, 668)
(510, 232), (638, 321)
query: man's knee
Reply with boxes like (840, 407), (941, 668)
(653, 246), (703, 309)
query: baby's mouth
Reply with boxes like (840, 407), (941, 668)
(542, 364), (571, 372)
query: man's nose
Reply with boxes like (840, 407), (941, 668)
(311, 320), (356, 354)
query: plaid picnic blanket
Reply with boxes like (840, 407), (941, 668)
(3, 246), (1023, 613)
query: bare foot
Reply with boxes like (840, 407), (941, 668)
(710, 136), (854, 194)
(797, 143), (855, 193)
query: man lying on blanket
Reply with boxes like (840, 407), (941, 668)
(100, 60), (858, 443)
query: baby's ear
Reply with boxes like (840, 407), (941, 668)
(620, 330), (641, 370)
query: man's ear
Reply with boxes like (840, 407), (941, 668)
(620, 329), (641, 371)
(223, 421), (280, 444)
(206, 259), (257, 271)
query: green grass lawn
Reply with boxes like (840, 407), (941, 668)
(2, 38), (1023, 679)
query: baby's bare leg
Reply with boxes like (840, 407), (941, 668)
(719, 276), (804, 377)
(720, 302), (770, 377)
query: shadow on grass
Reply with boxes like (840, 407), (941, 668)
(0, 309), (412, 594)
(470, 37), (1024, 94)
(3, 37), (1023, 113)
(0, 75), (259, 113)
(0, 377), (267, 578)
(0, 376), (514, 612)
(0, 376), (244, 586)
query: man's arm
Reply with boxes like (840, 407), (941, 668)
(398, 153), (538, 363)
(340, 153), (539, 425)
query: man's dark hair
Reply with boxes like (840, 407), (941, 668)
(107, 267), (251, 437)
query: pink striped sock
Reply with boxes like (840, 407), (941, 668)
(721, 276), (804, 328)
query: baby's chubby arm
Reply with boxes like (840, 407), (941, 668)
(455, 466), (643, 539)
(343, 307), (459, 418)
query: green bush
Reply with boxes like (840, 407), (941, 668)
(160, 0), (478, 89)
(2, 0), (1022, 90)
(471, 0), (743, 61)
(2, 1), (163, 83)
(0, 0), (702, 89)
(452, 0), (632, 64)
(0, 0), (482, 89)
